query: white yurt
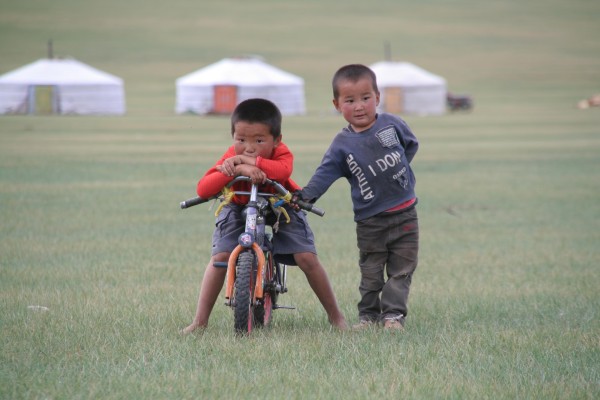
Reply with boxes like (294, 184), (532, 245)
(370, 61), (447, 116)
(176, 57), (305, 116)
(0, 58), (125, 115)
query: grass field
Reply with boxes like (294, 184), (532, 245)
(1, 0), (599, 399)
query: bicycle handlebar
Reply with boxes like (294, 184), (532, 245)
(180, 196), (208, 209)
(179, 176), (325, 217)
(292, 198), (324, 217)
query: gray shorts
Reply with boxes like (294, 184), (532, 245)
(211, 203), (317, 266)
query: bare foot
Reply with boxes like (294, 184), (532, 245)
(331, 318), (349, 331)
(180, 323), (203, 336)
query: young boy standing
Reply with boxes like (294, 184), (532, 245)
(182, 98), (347, 335)
(299, 65), (419, 330)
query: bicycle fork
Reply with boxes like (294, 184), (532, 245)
(223, 243), (265, 306)
(224, 184), (266, 307)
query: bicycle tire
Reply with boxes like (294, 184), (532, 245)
(233, 251), (255, 334)
(253, 252), (274, 327)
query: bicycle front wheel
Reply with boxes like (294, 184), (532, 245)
(233, 251), (256, 334)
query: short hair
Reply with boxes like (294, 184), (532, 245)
(332, 64), (379, 100)
(231, 98), (282, 139)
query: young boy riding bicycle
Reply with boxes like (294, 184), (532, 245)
(181, 98), (347, 334)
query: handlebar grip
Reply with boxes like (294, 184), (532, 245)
(308, 206), (325, 217)
(180, 197), (207, 209)
(295, 199), (325, 217)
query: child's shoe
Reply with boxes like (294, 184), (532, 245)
(383, 315), (405, 331)
(351, 319), (377, 331)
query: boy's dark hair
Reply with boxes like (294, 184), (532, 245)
(231, 98), (282, 138)
(332, 64), (379, 100)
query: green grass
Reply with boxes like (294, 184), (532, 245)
(1, 0), (600, 398)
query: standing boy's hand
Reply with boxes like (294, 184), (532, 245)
(290, 190), (304, 211)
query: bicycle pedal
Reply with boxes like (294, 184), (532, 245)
(273, 305), (295, 310)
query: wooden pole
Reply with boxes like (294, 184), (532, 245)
(384, 41), (391, 61)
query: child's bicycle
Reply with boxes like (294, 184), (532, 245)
(180, 176), (324, 335)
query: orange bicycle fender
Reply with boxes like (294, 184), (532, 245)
(252, 243), (265, 300)
(225, 245), (243, 299)
(224, 243), (265, 300)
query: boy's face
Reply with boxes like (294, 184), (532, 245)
(333, 77), (380, 132)
(232, 121), (280, 159)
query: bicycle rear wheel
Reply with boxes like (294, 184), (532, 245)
(233, 251), (256, 334)
(253, 252), (274, 327)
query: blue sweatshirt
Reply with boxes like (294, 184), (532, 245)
(302, 113), (418, 221)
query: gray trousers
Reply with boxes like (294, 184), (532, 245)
(355, 207), (419, 322)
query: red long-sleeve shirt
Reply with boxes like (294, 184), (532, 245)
(196, 143), (301, 204)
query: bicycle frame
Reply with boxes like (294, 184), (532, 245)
(224, 182), (270, 306)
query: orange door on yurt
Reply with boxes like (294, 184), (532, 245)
(30, 85), (56, 114)
(384, 87), (404, 114)
(212, 85), (238, 114)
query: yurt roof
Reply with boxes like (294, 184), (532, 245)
(0, 58), (123, 85)
(177, 57), (303, 86)
(370, 61), (445, 87)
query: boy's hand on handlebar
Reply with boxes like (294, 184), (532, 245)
(290, 190), (303, 211)
(289, 190), (324, 216)
(218, 155), (265, 181)
(236, 164), (267, 184)
(218, 156), (241, 177)
(215, 165), (229, 176)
